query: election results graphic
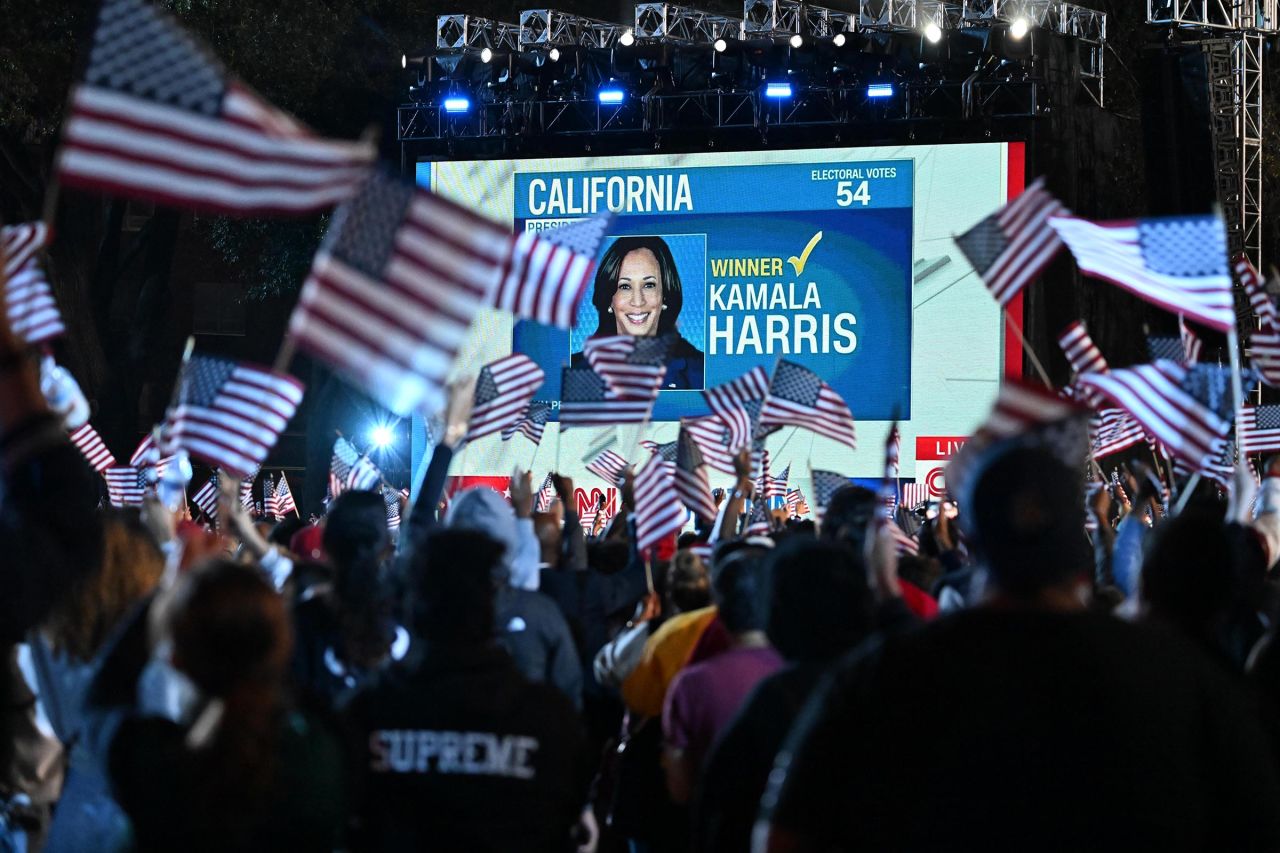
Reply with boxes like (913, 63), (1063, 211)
(510, 161), (914, 421)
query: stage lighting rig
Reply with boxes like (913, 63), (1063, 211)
(436, 14), (520, 51)
(634, 4), (744, 44)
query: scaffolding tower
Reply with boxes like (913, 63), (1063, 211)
(1147, 0), (1277, 269)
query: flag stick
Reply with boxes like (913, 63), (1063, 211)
(1227, 325), (1247, 472)
(1173, 472), (1201, 515)
(272, 336), (297, 375)
(41, 175), (61, 234)
(1003, 310), (1052, 388)
(644, 552), (655, 595)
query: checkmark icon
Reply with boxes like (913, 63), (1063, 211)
(787, 231), (823, 276)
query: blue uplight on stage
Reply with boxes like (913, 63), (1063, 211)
(867, 83), (895, 98)
(764, 82), (793, 99)
(598, 87), (626, 105)
(443, 95), (471, 114)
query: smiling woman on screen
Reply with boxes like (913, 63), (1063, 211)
(572, 235), (705, 389)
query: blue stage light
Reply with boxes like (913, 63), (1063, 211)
(442, 95), (471, 113)
(867, 83), (895, 98)
(764, 82), (793, 99)
(598, 88), (626, 105)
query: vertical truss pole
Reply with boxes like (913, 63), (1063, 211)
(1238, 32), (1264, 269)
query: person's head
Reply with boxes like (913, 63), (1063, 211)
(819, 485), (879, 553)
(590, 236), (683, 338)
(667, 549), (712, 614)
(268, 516), (307, 550)
(713, 546), (770, 635)
(410, 528), (501, 644)
(446, 487), (521, 585)
(45, 509), (164, 661)
(166, 559), (292, 700)
(965, 445), (1091, 601)
(766, 538), (874, 662)
(322, 491), (391, 608)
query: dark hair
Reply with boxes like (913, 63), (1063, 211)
(667, 549), (712, 614)
(167, 559), (291, 821)
(268, 516), (308, 549)
(411, 529), (501, 644)
(967, 445), (1091, 598)
(766, 538), (874, 662)
(713, 547), (770, 634)
(322, 491), (392, 666)
(590, 236), (684, 337)
(819, 485), (879, 553)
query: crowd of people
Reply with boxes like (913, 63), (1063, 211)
(6, 306), (1280, 853)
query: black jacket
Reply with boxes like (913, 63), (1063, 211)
(342, 643), (587, 852)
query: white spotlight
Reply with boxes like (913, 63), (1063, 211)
(400, 54), (407, 69)
(369, 425), (395, 449)
(480, 47), (493, 63)
(789, 33), (804, 49)
(620, 28), (635, 46)
(549, 47), (561, 62)
(833, 32), (846, 47)
(924, 22), (942, 43)
(714, 37), (728, 53)
(1009, 17), (1029, 39)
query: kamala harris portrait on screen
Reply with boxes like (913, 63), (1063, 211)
(570, 235), (705, 389)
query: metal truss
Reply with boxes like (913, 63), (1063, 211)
(1147, 3), (1276, 270)
(397, 77), (1040, 142)
(634, 4), (743, 42)
(518, 9), (630, 49)
(962, 0), (1057, 26)
(742, 0), (856, 37)
(435, 14), (520, 51)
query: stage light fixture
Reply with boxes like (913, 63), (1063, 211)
(789, 33), (804, 49)
(833, 33), (846, 47)
(924, 22), (942, 43)
(714, 37), (728, 52)
(764, 81), (793, 98)
(549, 47), (562, 62)
(400, 54), (407, 69)
(598, 85), (626, 104)
(620, 28), (635, 46)
(481, 47), (493, 63)
(369, 425), (395, 449)
(1009, 17), (1029, 39)
(867, 82), (894, 98)
(442, 95), (472, 113)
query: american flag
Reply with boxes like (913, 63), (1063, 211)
(502, 400), (551, 446)
(191, 473), (218, 520)
(262, 476), (279, 520)
(878, 422), (917, 554)
(105, 467), (145, 507)
(785, 488), (809, 516)
(383, 485), (402, 531)
(1050, 213), (1236, 333)
(1077, 362), (1231, 475)
(702, 366), (769, 450)
(1239, 406), (1280, 455)
(534, 473), (557, 513)
(760, 361), (857, 449)
(682, 414), (737, 477)
(762, 464), (790, 498)
(1147, 317), (1202, 367)
(674, 430), (717, 523)
(901, 482), (930, 509)
(491, 215), (614, 330)
(465, 354), (545, 443)
(332, 437), (381, 493)
(559, 367), (656, 427)
(744, 498), (772, 536)
(128, 433), (156, 467)
(274, 472), (297, 517)
(1091, 408), (1147, 459)
(55, 0), (374, 216)
(946, 380), (1091, 502)
(953, 177), (1068, 306)
(586, 449), (630, 485)
(2, 222), (65, 344)
(68, 423), (116, 473)
(582, 334), (671, 398)
(1058, 321), (1108, 376)
(1237, 256), (1280, 387)
(164, 354), (303, 478)
(811, 469), (851, 511)
(634, 454), (686, 550)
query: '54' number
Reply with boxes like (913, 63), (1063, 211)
(835, 180), (871, 207)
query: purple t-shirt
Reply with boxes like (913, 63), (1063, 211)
(662, 645), (784, 767)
